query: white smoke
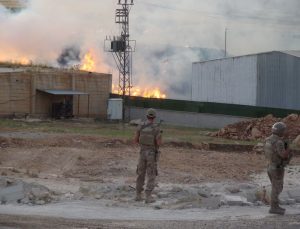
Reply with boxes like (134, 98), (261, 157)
(0, 0), (115, 72)
(0, 0), (299, 99)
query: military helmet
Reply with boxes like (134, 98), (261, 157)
(146, 108), (156, 118)
(271, 122), (286, 135)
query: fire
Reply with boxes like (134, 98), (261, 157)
(137, 87), (167, 99)
(19, 57), (31, 65)
(0, 55), (32, 66)
(80, 51), (96, 72)
(112, 85), (167, 99)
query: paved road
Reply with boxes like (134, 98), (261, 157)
(0, 201), (300, 229)
(1, 214), (300, 229)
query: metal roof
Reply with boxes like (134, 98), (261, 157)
(37, 89), (88, 95)
(280, 50), (300, 58)
(0, 67), (26, 73)
(193, 50), (300, 64)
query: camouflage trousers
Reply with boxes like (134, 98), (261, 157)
(267, 167), (284, 207)
(136, 148), (157, 195)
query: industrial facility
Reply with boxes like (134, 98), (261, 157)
(192, 51), (300, 110)
(124, 50), (300, 128)
(0, 66), (112, 118)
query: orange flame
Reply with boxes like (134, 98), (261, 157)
(18, 57), (31, 65)
(0, 55), (32, 66)
(112, 85), (167, 99)
(80, 51), (96, 72)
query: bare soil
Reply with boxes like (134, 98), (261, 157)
(0, 133), (270, 183)
(1, 127), (300, 228)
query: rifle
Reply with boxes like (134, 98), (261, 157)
(154, 120), (163, 175)
(282, 140), (293, 167)
(284, 141), (289, 150)
(154, 120), (163, 161)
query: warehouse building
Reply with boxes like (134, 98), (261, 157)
(192, 51), (300, 110)
(0, 66), (112, 118)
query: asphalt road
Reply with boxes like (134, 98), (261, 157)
(1, 214), (300, 229)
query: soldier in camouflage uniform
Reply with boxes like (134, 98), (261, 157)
(134, 108), (162, 203)
(264, 122), (292, 215)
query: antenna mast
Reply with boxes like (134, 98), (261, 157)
(105, 0), (136, 120)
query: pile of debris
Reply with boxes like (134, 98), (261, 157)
(0, 177), (54, 205)
(214, 114), (300, 141)
(282, 113), (300, 140)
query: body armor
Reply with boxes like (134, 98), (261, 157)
(139, 122), (157, 146)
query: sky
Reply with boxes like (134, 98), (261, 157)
(0, 0), (299, 98)
(134, 0), (300, 53)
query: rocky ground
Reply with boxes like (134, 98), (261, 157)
(0, 120), (300, 228)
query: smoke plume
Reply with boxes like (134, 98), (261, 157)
(57, 46), (81, 67)
(0, 0), (299, 99)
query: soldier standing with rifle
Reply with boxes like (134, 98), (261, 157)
(134, 108), (162, 203)
(264, 122), (293, 215)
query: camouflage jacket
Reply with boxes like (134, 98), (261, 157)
(264, 134), (286, 169)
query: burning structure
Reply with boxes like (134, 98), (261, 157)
(0, 65), (112, 118)
(0, 0), (27, 11)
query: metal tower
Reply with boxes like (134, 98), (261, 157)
(105, 0), (136, 120)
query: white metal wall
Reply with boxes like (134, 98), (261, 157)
(257, 52), (300, 110)
(107, 98), (123, 120)
(192, 55), (258, 106)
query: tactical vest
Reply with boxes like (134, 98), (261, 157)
(139, 122), (157, 146)
(264, 136), (283, 167)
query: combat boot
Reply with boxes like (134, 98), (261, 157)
(145, 192), (155, 204)
(278, 205), (286, 212)
(269, 207), (285, 215)
(135, 192), (143, 201)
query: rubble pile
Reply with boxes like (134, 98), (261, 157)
(282, 114), (300, 140)
(214, 114), (300, 141)
(0, 177), (54, 205)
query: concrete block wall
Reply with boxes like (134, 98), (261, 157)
(0, 72), (31, 115)
(127, 107), (248, 129)
(73, 72), (112, 117)
(0, 69), (112, 118)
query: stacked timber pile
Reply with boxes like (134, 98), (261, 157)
(214, 114), (300, 141)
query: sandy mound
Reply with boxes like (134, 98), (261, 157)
(214, 114), (300, 141)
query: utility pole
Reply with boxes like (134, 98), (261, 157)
(105, 0), (136, 121)
(224, 28), (228, 57)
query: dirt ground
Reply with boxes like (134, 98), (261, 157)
(0, 120), (300, 228)
(0, 132), (271, 183)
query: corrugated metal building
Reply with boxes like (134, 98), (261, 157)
(192, 51), (300, 110)
(0, 66), (112, 118)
